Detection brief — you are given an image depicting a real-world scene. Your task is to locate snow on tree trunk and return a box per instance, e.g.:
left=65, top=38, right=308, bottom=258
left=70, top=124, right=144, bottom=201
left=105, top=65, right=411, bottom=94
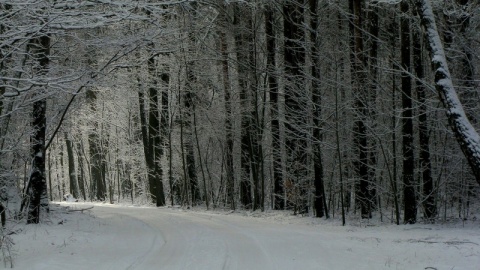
left=415, top=0, right=480, bottom=186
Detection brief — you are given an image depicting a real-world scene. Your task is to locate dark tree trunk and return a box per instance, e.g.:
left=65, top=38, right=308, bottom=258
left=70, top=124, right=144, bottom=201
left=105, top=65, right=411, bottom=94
left=237, top=23, right=253, bottom=208
left=265, top=7, right=284, bottom=210
left=27, top=34, right=50, bottom=224
left=367, top=2, right=379, bottom=210
left=159, top=73, right=173, bottom=206
left=147, top=51, right=166, bottom=207
left=183, top=67, right=200, bottom=205
left=389, top=13, right=401, bottom=225
left=48, top=150, right=53, bottom=201
left=234, top=4, right=262, bottom=210
left=246, top=39, right=263, bottom=211
left=65, top=133, right=78, bottom=199
left=0, top=203, right=5, bottom=227
left=413, top=20, right=435, bottom=220
left=87, top=88, right=106, bottom=201
left=56, top=141, right=64, bottom=200
left=401, top=0, right=416, bottom=224
left=76, top=142, right=87, bottom=200
left=240, top=138, right=253, bottom=209
left=220, top=27, right=235, bottom=210
left=192, top=101, right=209, bottom=209
left=160, top=74, right=169, bottom=157
left=309, top=0, right=328, bottom=218
left=138, top=86, right=150, bottom=173
left=186, top=139, right=199, bottom=204
left=82, top=43, right=106, bottom=201
left=350, top=0, right=371, bottom=219
left=283, top=0, right=307, bottom=213
left=179, top=98, right=189, bottom=206
left=147, top=53, right=160, bottom=205
left=28, top=99, right=47, bottom=223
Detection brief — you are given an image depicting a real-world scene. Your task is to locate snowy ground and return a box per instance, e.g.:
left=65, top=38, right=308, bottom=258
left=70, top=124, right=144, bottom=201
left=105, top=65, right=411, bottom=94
left=6, top=202, right=480, bottom=270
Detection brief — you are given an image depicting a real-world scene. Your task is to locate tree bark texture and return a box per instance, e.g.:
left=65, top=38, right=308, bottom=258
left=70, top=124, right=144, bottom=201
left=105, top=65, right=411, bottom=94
left=147, top=51, right=166, bottom=207
left=309, top=0, right=328, bottom=218
left=350, top=0, right=371, bottom=219
left=413, top=20, right=435, bottom=220
left=65, top=133, right=78, bottom=199
left=401, top=0, right=417, bottom=224
left=283, top=0, right=308, bottom=213
left=265, top=7, right=284, bottom=210
left=27, top=34, right=50, bottom=224
left=220, top=27, right=235, bottom=210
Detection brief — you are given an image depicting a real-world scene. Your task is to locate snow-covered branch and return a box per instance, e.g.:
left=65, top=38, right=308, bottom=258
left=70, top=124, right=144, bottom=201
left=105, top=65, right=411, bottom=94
left=415, top=0, right=480, bottom=186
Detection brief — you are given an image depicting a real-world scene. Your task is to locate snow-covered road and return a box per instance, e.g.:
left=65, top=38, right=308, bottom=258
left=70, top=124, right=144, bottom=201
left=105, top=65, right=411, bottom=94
left=91, top=206, right=335, bottom=270
left=14, top=203, right=480, bottom=270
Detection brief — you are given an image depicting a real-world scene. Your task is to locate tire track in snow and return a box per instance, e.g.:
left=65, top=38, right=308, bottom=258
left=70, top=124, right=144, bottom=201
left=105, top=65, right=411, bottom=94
left=89, top=207, right=166, bottom=270
left=98, top=206, right=275, bottom=269
left=96, top=207, right=229, bottom=270
left=183, top=211, right=275, bottom=269
left=153, top=210, right=273, bottom=270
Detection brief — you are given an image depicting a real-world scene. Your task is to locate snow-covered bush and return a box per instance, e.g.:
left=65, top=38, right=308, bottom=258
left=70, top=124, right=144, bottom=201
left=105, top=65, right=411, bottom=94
left=63, top=194, right=77, bottom=202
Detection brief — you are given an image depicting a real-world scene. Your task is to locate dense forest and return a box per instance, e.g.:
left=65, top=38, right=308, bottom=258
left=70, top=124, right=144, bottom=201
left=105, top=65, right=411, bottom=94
left=1, top=0, right=479, bottom=226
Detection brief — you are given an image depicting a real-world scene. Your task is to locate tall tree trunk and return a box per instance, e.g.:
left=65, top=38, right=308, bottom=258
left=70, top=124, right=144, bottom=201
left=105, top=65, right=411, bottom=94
left=265, top=6, right=284, bottom=210
left=56, top=140, right=63, bottom=200
left=137, top=80, right=150, bottom=182
left=137, top=77, right=158, bottom=204
left=350, top=0, right=371, bottom=219
left=137, top=78, right=151, bottom=166
left=86, top=45, right=106, bottom=201
left=147, top=51, right=160, bottom=205
left=389, top=13, right=401, bottom=225
left=147, top=49, right=166, bottom=207
left=76, top=142, right=87, bottom=200
left=87, top=88, right=106, bottom=201
left=183, top=77, right=200, bottom=205
left=65, top=133, right=78, bottom=199
left=283, top=0, right=307, bottom=214
left=367, top=1, right=379, bottom=211
left=168, top=113, right=175, bottom=206
left=220, top=26, right=235, bottom=210
left=309, top=0, right=328, bottom=218
left=401, top=0, right=416, bottom=224
left=27, top=34, right=50, bottom=224
left=48, top=149, right=53, bottom=201
left=413, top=19, right=435, bottom=220
left=234, top=4, right=255, bottom=209
left=249, top=9, right=265, bottom=211
left=179, top=93, right=189, bottom=206
left=238, top=49, right=252, bottom=209
left=160, top=72, right=170, bottom=204
left=240, top=112, right=254, bottom=209
left=193, top=103, right=209, bottom=209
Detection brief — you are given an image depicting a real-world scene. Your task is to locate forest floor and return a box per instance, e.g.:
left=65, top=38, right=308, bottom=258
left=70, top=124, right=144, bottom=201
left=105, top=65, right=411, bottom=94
left=4, top=202, right=480, bottom=269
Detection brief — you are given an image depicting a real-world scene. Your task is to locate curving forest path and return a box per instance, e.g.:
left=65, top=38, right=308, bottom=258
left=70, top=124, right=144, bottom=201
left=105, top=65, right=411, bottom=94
left=15, top=203, right=480, bottom=270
